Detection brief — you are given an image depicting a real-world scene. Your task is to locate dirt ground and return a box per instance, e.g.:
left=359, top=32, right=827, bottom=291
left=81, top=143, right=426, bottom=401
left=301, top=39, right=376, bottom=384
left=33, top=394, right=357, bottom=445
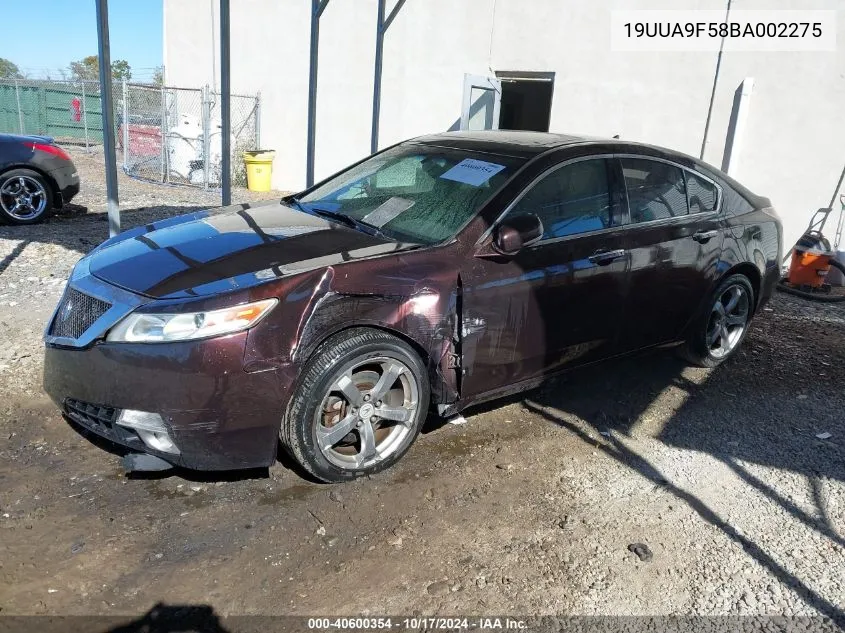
left=0, top=148, right=843, bottom=621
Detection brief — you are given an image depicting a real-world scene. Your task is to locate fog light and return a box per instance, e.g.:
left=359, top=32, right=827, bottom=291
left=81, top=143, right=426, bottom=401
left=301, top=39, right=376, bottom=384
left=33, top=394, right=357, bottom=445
left=116, top=410, right=180, bottom=455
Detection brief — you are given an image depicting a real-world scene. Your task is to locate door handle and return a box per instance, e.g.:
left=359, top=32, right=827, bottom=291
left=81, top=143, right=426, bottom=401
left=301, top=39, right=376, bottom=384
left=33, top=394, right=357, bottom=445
left=588, top=249, right=626, bottom=265
left=692, top=230, right=719, bottom=243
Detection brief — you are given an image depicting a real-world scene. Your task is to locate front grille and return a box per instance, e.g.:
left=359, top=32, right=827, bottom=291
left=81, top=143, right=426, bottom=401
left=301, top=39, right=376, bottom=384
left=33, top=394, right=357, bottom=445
left=50, top=288, right=111, bottom=339
left=64, top=398, right=140, bottom=447
left=65, top=398, right=118, bottom=431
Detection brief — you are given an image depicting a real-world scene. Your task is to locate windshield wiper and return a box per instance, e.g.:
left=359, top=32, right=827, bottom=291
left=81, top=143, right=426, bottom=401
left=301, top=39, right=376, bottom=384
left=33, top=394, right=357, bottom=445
left=284, top=196, right=389, bottom=239
left=282, top=195, right=308, bottom=213
left=313, top=208, right=389, bottom=239
left=311, top=207, right=361, bottom=229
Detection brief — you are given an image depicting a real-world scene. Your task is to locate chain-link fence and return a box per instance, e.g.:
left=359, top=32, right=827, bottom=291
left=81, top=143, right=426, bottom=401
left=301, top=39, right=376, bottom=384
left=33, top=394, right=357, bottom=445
left=0, top=78, right=261, bottom=189
left=0, top=78, right=108, bottom=146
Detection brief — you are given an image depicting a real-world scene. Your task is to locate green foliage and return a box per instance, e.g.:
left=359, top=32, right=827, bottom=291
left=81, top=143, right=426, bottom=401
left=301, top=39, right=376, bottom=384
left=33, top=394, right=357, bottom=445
left=69, top=56, right=132, bottom=82
left=0, top=58, right=22, bottom=79
left=111, top=59, right=131, bottom=81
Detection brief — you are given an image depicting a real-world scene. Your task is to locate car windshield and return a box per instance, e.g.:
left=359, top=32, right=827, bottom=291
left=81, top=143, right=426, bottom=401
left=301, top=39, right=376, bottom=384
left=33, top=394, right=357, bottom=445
left=296, top=145, right=524, bottom=245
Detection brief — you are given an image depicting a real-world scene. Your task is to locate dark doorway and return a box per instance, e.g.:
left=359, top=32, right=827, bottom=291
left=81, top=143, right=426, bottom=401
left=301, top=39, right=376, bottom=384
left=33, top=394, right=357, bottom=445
left=496, top=72, right=554, bottom=132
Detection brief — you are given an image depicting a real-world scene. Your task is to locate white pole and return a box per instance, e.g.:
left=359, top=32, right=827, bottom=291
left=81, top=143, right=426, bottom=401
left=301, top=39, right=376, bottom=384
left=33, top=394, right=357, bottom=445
left=122, top=78, right=129, bottom=171
left=202, top=84, right=211, bottom=189
left=81, top=81, right=90, bottom=151
left=724, top=77, right=754, bottom=177
left=160, top=85, right=167, bottom=182
left=14, top=78, right=23, bottom=133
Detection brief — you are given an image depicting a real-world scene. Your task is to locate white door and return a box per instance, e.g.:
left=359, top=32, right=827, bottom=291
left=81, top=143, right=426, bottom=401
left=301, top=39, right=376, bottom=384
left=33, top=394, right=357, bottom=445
left=460, top=74, right=501, bottom=131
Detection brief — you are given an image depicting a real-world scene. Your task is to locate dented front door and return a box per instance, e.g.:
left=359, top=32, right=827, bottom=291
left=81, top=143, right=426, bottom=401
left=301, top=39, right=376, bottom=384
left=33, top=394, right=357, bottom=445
left=460, top=232, right=630, bottom=401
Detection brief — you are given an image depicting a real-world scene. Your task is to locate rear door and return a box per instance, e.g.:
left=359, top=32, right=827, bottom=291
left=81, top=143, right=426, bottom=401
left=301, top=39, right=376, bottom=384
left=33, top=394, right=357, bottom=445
left=617, top=156, right=725, bottom=351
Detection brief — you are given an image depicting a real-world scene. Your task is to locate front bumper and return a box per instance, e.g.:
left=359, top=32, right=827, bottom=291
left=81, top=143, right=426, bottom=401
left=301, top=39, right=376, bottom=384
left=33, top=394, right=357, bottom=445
left=43, top=261, right=296, bottom=471
left=44, top=333, right=290, bottom=470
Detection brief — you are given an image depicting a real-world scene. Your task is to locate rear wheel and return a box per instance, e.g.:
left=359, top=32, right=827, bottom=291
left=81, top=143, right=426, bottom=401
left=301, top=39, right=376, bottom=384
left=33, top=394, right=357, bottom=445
left=281, top=328, right=429, bottom=483
left=681, top=274, right=754, bottom=368
left=0, top=169, right=54, bottom=225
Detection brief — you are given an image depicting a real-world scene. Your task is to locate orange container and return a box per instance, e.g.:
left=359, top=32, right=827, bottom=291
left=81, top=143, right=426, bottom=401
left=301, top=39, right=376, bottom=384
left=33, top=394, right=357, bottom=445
left=788, top=250, right=831, bottom=287
left=788, top=231, right=833, bottom=288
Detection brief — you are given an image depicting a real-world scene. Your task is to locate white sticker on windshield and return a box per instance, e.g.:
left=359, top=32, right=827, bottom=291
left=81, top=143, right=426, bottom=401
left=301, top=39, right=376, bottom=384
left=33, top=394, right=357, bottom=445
left=362, top=196, right=416, bottom=227
left=439, top=159, right=506, bottom=187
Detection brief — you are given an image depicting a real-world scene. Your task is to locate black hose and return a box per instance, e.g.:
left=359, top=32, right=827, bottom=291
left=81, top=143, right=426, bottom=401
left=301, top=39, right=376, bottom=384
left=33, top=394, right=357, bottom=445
left=777, top=258, right=845, bottom=302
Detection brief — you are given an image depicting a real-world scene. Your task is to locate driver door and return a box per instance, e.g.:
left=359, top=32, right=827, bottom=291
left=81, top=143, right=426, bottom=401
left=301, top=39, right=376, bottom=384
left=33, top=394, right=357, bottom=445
left=460, top=157, right=631, bottom=398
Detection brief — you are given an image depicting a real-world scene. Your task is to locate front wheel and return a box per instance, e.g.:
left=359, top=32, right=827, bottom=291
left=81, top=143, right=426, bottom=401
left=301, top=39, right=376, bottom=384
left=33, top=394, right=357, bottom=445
left=281, top=328, right=430, bottom=483
left=681, top=274, right=754, bottom=368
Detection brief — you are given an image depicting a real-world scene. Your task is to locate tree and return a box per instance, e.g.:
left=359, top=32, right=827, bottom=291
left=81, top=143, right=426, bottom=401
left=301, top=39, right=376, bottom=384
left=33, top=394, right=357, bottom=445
left=152, top=66, right=164, bottom=86
left=69, top=55, right=132, bottom=82
left=0, top=58, right=22, bottom=79
left=111, top=59, right=132, bottom=81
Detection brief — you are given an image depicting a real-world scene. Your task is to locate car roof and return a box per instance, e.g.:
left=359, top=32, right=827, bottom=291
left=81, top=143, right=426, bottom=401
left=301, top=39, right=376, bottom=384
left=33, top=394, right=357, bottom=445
left=408, top=131, right=770, bottom=208
left=409, top=130, right=596, bottom=159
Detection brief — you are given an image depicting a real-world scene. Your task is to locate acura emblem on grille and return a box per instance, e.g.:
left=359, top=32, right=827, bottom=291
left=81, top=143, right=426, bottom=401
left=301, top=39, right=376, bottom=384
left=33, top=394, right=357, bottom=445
left=61, top=300, right=74, bottom=322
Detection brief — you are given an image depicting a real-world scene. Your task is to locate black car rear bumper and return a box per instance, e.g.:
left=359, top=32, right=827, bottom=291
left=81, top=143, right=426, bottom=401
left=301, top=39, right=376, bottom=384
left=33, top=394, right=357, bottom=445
left=48, top=162, right=80, bottom=207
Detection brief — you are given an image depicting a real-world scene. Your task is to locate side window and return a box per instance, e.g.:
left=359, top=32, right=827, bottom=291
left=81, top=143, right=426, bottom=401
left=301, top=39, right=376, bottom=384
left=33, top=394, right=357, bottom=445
left=686, top=171, right=719, bottom=214
left=508, top=158, right=617, bottom=240
left=621, top=158, right=688, bottom=223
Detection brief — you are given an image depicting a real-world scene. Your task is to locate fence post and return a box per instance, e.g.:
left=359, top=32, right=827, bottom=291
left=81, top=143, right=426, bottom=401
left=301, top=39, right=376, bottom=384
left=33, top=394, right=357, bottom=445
left=160, top=85, right=168, bottom=183
left=122, top=78, right=129, bottom=170
left=202, top=84, right=211, bottom=190
left=81, top=81, right=90, bottom=151
left=254, top=91, right=261, bottom=149
left=13, top=78, right=23, bottom=134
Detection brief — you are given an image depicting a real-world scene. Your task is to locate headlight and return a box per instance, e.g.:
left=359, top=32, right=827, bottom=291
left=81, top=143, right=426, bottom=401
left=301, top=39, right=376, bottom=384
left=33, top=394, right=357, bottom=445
left=106, top=298, right=278, bottom=343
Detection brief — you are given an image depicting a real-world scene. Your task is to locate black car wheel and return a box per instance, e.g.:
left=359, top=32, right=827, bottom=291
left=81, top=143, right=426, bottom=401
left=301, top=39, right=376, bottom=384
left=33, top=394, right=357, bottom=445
left=0, top=169, right=54, bottom=225
left=681, top=273, right=754, bottom=368
left=281, top=327, right=430, bottom=483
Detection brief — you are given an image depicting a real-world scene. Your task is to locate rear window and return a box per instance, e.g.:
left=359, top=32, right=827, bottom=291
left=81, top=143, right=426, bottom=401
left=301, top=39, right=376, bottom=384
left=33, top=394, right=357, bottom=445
left=621, top=158, right=689, bottom=222
left=686, top=171, right=719, bottom=214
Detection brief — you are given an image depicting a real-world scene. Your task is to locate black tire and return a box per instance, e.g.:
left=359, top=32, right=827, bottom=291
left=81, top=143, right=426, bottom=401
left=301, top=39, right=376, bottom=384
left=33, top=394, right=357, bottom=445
left=281, top=327, right=430, bottom=483
left=0, top=168, right=55, bottom=225
left=680, top=273, right=755, bottom=368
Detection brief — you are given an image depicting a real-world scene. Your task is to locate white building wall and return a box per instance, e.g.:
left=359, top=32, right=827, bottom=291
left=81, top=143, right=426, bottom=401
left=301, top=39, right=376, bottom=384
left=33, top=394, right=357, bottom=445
left=163, top=0, right=844, bottom=250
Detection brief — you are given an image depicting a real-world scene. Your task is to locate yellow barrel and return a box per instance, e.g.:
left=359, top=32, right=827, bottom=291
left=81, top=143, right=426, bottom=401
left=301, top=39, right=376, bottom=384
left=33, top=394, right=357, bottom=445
left=243, top=150, right=275, bottom=192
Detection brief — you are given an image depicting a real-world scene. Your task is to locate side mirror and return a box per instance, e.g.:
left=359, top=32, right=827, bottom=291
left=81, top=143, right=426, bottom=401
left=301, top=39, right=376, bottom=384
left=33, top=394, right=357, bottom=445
left=494, top=214, right=544, bottom=255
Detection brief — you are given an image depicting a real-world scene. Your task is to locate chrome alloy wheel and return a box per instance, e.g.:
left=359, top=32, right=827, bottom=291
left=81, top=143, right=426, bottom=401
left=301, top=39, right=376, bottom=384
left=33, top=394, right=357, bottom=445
left=0, top=175, right=48, bottom=221
left=315, top=356, right=420, bottom=469
left=706, top=283, right=750, bottom=359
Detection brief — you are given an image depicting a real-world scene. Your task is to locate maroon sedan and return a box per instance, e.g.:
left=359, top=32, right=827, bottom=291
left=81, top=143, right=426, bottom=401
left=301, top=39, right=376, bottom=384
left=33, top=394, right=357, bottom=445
left=43, top=131, right=781, bottom=482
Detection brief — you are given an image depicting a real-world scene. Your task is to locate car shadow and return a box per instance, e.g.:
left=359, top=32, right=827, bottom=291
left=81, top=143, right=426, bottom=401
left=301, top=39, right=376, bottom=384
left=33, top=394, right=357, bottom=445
left=512, top=302, right=845, bottom=624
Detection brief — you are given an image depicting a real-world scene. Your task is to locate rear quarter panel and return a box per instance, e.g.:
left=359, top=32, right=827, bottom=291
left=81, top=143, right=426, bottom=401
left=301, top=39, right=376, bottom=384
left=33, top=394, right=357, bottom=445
left=720, top=184, right=783, bottom=308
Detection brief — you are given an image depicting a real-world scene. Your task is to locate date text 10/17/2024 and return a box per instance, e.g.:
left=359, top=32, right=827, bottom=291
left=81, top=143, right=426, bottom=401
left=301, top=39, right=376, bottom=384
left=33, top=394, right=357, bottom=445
left=306, top=617, right=528, bottom=631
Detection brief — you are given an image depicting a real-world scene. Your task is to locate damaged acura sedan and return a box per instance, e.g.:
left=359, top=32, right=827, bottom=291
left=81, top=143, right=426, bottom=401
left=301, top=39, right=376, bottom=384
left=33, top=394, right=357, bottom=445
left=44, top=131, right=782, bottom=482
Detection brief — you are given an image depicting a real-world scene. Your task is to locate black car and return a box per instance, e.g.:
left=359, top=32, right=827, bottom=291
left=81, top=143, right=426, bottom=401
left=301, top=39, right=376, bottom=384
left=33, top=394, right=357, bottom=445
left=0, top=134, right=81, bottom=224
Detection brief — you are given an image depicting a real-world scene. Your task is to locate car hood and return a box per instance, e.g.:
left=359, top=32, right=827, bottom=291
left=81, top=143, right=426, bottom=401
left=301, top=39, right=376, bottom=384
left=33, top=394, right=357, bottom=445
left=88, top=200, right=416, bottom=299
